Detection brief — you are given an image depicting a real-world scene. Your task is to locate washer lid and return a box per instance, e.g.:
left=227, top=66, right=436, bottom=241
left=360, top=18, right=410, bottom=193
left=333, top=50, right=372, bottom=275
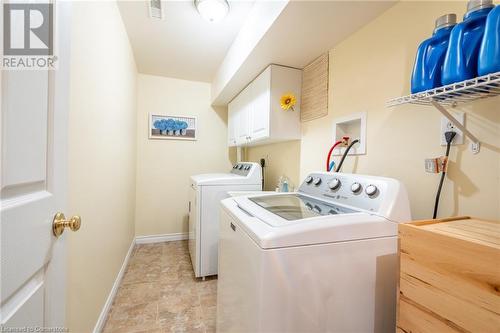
left=191, top=173, right=241, bottom=184
left=191, top=173, right=261, bottom=186
left=248, top=194, right=357, bottom=222
left=225, top=196, right=398, bottom=249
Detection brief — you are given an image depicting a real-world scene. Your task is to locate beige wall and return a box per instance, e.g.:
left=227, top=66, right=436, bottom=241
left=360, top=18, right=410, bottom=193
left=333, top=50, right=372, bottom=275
left=67, top=1, right=137, bottom=332
left=245, top=141, right=301, bottom=191
left=248, top=1, right=500, bottom=220
left=135, top=74, right=235, bottom=236
left=300, top=1, right=500, bottom=220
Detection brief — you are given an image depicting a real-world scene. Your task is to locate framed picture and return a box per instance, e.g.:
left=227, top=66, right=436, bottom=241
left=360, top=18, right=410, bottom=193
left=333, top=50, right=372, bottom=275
left=149, top=114, right=197, bottom=140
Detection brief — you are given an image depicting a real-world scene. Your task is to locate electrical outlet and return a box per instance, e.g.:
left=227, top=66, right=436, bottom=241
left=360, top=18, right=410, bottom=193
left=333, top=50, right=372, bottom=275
left=425, top=158, right=439, bottom=173
left=440, top=111, right=464, bottom=146
left=264, top=154, right=270, bottom=167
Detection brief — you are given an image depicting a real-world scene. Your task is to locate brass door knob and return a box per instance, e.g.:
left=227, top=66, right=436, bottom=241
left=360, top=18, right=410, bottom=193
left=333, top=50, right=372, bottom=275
left=52, top=212, right=81, bottom=237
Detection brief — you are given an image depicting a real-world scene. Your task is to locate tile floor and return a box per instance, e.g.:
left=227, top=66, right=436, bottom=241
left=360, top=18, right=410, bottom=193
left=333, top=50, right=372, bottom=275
left=103, top=241, right=217, bottom=333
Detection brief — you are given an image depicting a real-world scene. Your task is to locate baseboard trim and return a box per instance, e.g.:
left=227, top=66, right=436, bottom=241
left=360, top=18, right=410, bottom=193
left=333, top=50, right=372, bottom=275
left=135, top=232, right=188, bottom=244
left=92, top=239, right=135, bottom=333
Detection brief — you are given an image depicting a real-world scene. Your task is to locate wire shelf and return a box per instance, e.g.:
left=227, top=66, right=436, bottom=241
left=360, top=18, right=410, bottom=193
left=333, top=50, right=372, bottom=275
left=387, top=71, right=500, bottom=107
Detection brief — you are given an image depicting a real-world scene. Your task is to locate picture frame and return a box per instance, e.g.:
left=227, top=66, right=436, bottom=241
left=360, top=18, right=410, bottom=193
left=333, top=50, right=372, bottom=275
left=149, top=114, right=197, bottom=140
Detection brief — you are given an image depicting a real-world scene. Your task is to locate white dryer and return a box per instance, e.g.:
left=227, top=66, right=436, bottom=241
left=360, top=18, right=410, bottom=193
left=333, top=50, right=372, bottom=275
left=189, top=162, right=261, bottom=278
left=217, top=172, right=411, bottom=332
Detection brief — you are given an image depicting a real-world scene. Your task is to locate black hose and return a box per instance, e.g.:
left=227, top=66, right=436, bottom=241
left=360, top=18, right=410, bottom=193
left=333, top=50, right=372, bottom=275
left=335, top=139, right=359, bottom=172
left=433, top=132, right=456, bottom=219
left=260, top=158, right=266, bottom=190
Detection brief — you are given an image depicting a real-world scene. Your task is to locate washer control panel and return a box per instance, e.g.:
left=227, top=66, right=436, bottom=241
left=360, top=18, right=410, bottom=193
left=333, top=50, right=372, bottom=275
left=298, top=173, right=387, bottom=213
left=231, top=163, right=256, bottom=176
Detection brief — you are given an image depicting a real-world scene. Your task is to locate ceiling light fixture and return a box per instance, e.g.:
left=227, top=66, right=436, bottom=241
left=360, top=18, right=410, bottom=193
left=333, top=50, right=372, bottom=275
left=194, top=0, right=229, bottom=22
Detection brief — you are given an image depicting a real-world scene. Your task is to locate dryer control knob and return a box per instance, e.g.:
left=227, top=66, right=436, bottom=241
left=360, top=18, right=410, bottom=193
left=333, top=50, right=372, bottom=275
left=365, top=184, right=378, bottom=196
left=313, top=177, right=322, bottom=186
left=328, top=178, right=341, bottom=190
left=305, top=176, right=313, bottom=184
left=351, top=182, right=362, bottom=193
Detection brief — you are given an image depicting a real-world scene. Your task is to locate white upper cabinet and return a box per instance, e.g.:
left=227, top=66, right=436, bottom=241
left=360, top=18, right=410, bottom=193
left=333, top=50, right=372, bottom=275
left=236, top=85, right=251, bottom=145
left=227, top=65, right=301, bottom=147
left=248, top=67, right=271, bottom=142
left=227, top=103, right=237, bottom=146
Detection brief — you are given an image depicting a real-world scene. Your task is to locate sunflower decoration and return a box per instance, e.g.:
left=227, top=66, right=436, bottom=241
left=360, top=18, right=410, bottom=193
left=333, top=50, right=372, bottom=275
left=280, top=93, right=297, bottom=111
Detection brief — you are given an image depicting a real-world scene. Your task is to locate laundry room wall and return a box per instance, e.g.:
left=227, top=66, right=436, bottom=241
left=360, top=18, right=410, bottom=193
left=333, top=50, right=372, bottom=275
left=67, top=1, right=137, bottom=331
left=135, top=74, right=235, bottom=237
left=245, top=140, right=301, bottom=191
left=300, top=1, right=500, bottom=221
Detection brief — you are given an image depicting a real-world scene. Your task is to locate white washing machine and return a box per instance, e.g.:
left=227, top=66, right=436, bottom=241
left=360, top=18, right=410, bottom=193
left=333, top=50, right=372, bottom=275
left=189, top=162, right=262, bottom=278
left=217, top=172, right=411, bottom=333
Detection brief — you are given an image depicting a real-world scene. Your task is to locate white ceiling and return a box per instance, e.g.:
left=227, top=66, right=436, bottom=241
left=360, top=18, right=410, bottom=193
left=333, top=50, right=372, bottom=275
left=118, top=0, right=255, bottom=82
left=212, top=1, right=397, bottom=105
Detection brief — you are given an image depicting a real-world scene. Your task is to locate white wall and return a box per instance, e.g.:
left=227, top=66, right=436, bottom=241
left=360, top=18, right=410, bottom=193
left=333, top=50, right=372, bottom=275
left=67, top=1, right=137, bottom=331
left=211, top=0, right=288, bottom=104
left=135, top=74, right=235, bottom=236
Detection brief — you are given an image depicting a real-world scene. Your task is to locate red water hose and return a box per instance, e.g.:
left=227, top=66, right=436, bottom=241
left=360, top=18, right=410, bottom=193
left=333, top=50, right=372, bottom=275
left=326, top=140, right=343, bottom=172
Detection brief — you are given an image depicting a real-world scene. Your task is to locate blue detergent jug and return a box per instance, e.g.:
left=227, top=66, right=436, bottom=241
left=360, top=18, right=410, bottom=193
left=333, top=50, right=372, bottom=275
left=411, top=14, right=457, bottom=93
left=442, top=0, right=494, bottom=85
left=478, top=5, right=500, bottom=75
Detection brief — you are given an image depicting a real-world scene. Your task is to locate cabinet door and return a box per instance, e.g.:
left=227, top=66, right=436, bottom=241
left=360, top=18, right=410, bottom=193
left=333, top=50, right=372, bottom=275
left=227, top=100, right=237, bottom=147
left=235, top=87, right=251, bottom=145
left=248, top=67, right=271, bottom=142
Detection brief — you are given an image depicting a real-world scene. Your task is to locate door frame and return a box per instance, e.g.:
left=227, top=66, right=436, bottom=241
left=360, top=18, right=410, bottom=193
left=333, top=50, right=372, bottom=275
left=44, top=0, right=72, bottom=327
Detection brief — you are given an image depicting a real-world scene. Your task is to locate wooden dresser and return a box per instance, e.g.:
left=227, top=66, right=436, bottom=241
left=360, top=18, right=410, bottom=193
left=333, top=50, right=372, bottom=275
left=397, top=216, right=500, bottom=333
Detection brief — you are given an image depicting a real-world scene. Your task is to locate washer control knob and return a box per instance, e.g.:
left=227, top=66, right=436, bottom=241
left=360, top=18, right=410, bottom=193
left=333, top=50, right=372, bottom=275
left=305, top=176, right=313, bottom=184
left=313, top=177, right=322, bottom=186
left=313, top=205, right=322, bottom=214
left=365, top=184, right=378, bottom=196
left=351, top=182, right=362, bottom=193
left=328, top=178, right=341, bottom=190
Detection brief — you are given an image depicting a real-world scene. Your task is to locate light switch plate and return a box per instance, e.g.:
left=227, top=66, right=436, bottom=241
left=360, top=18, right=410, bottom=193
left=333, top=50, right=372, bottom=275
left=440, top=111, right=464, bottom=146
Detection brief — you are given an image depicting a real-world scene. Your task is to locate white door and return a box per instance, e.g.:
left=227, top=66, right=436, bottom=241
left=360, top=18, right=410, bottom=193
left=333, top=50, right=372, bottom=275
left=248, top=67, right=270, bottom=142
left=1, top=2, right=73, bottom=329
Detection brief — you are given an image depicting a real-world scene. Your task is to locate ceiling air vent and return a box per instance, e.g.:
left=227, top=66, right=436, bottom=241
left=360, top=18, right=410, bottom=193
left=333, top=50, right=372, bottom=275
left=148, top=0, right=164, bottom=20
